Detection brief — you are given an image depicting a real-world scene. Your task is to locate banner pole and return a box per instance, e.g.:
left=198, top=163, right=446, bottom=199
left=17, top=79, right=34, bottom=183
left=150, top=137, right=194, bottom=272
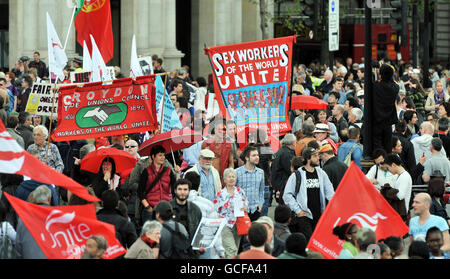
left=204, top=44, right=233, bottom=121
left=44, top=86, right=58, bottom=164
left=160, top=73, right=168, bottom=133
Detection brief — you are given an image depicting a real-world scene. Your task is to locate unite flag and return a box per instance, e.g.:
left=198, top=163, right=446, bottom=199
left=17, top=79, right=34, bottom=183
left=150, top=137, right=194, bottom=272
left=307, top=163, right=410, bottom=259
left=5, top=193, right=125, bottom=259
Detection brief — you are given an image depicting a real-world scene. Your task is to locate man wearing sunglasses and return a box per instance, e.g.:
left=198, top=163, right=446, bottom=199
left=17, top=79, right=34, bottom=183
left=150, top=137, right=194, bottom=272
left=125, top=139, right=140, bottom=159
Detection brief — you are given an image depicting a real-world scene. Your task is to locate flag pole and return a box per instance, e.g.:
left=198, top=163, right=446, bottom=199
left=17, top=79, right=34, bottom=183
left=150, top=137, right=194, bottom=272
left=44, top=86, right=58, bottom=164
left=63, top=5, right=78, bottom=51
left=159, top=73, right=168, bottom=133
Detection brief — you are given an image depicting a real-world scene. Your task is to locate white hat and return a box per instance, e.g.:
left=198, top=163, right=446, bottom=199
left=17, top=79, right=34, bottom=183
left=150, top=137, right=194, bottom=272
left=313, top=123, right=329, bottom=133
left=200, top=149, right=215, bottom=159
left=357, top=90, right=364, bottom=97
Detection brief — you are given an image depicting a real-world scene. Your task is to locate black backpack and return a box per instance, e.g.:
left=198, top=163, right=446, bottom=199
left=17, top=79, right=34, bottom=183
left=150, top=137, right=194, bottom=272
left=163, top=222, right=195, bottom=259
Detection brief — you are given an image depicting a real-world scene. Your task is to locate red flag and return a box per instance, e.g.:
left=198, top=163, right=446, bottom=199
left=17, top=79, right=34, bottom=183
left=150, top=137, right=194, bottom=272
left=0, top=121, right=99, bottom=202
left=307, top=162, right=409, bottom=259
left=5, top=193, right=126, bottom=259
left=75, top=0, right=114, bottom=63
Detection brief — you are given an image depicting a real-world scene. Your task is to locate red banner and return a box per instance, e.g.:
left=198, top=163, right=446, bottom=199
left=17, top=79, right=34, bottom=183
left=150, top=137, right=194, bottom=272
left=5, top=193, right=126, bottom=259
left=205, top=36, right=296, bottom=137
left=307, top=163, right=409, bottom=259
left=52, top=76, right=157, bottom=142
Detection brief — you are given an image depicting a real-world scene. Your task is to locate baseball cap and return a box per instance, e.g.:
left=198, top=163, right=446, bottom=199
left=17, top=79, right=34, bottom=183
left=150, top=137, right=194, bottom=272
left=302, top=147, right=319, bottom=160
left=20, top=56, right=30, bottom=62
left=254, top=216, right=274, bottom=228
left=313, top=123, right=329, bottom=133
left=319, top=144, right=333, bottom=153
left=200, top=149, right=215, bottom=159
left=356, top=90, right=364, bottom=97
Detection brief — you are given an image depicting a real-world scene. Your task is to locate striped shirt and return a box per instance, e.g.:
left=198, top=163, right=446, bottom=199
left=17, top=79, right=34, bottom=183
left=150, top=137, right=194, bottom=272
left=236, top=165, right=265, bottom=214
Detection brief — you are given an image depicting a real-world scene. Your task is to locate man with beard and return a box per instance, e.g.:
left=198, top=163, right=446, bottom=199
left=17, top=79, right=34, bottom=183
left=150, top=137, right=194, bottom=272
left=81, top=235, right=107, bottom=259
left=169, top=179, right=203, bottom=257
left=236, top=146, right=265, bottom=221
left=282, top=147, right=334, bottom=242
left=184, top=149, right=222, bottom=202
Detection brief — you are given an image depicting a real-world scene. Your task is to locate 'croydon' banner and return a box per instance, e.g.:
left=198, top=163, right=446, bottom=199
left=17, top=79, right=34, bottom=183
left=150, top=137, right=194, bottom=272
left=52, top=76, right=157, bottom=142
left=205, top=36, right=296, bottom=136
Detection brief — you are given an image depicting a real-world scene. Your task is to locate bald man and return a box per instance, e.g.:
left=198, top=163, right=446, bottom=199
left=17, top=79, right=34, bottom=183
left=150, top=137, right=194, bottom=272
left=412, top=122, right=447, bottom=164
left=409, top=193, right=450, bottom=251
left=125, top=139, right=140, bottom=159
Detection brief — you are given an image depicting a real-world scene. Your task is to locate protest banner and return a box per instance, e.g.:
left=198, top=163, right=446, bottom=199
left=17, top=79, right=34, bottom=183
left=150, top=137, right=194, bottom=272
left=70, top=71, right=92, bottom=83
left=306, top=163, right=409, bottom=259
left=191, top=218, right=226, bottom=250
left=138, top=56, right=154, bottom=75
left=25, top=83, right=58, bottom=116
left=5, top=193, right=126, bottom=259
left=205, top=36, right=296, bottom=137
left=51, top=76, right=158, bottom=142
left=155, top=75, right=182, bottom=132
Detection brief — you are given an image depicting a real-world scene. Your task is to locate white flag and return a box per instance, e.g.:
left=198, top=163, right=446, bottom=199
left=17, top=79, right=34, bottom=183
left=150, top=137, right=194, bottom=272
left=46, top=13, right=68, bottom=82
left=90, top=34, right=111, bottom=82
left=83, top=40, right=92, bottom=72
left=130, top=35, right=143, bottom=78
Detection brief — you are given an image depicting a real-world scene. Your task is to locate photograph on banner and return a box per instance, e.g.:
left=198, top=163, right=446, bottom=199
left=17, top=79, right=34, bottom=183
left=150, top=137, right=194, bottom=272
left=70, top=71, right=92, bottom=83
left=155, top=75, right=182, bottom=133
left=25, top=83, right=58, bottom=116
left=191, top=218, right=226, bottom=250
left=138, top=56, right=154, bottom=75
left=205, top=36, right=296, bottom=137
left=51, top=78, right=158, bottom=142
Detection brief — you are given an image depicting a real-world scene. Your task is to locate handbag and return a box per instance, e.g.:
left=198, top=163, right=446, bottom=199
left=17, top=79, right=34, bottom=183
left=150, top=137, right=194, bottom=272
left=236, top=212, right=252, bottom=236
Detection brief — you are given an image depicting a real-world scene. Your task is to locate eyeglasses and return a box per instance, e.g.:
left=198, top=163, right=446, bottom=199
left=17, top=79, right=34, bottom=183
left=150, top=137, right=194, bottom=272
left=125, top=145, right=137, bottom=148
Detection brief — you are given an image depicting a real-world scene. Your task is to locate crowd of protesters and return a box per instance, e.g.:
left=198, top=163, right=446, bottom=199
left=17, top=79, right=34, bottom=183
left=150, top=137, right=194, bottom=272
left=0, top=51, right=449, bottom=260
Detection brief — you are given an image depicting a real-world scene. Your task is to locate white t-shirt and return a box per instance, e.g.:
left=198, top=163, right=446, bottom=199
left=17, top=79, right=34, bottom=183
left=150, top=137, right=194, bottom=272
left=394, top=171, right=412, bottom=213
left=409, top=215, right=449, bottom=241
left=366, top=165, right=398, bottom=190
left=0, top=222, right=16, bottom=243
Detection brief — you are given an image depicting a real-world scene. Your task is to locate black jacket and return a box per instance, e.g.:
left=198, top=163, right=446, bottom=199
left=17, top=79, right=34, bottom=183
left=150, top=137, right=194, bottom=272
left=322, top=156, right=348, bottom=190
left=16, top=125, right=33, bottom=150
left=393, top=132, right=417, bottom=173
left=96, top=208, right=137, bottom=249
left=373, top=80, right=399, bottom=126
left=169, top=199, right=202, bottom=245
left=271, top=146, right=296, bottom=191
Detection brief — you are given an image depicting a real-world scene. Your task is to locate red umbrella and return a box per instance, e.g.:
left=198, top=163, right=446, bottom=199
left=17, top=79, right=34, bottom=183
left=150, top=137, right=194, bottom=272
left=138, top=128, right=203, bottom=157
left=290, top=95, right=328, bottom=110
left=80, top=147, right=138, bottom=174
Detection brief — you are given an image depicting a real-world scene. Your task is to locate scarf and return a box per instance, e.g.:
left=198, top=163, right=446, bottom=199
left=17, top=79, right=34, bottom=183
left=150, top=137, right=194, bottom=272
left=435, top=90, right=445, bottom=105
left=141, top=235, right=158, bottom=248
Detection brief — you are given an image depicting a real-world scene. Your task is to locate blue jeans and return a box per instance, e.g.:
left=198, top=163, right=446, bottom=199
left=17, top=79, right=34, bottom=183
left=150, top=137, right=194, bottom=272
left=261, top=186, right=270, bottom=217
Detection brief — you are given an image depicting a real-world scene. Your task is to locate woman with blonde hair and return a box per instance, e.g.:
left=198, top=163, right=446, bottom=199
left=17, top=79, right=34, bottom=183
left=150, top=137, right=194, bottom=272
left=425, top=80, right=450, bottom=114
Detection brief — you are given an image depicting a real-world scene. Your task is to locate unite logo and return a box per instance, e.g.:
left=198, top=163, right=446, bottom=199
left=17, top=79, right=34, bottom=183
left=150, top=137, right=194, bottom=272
left=334, top=212, right=387, bottom=232
left=82, top=0, right=106, bottom=13
left=40, top=210, right=92, bottom=253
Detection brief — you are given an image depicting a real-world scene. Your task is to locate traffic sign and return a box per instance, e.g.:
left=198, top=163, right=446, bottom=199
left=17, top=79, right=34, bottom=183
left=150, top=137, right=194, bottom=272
left=329, top=0, right=339, bottom=51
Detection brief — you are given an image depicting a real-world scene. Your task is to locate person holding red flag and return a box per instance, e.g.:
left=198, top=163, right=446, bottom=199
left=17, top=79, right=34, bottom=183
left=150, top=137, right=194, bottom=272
left=282, top=147, right=334, bottom=242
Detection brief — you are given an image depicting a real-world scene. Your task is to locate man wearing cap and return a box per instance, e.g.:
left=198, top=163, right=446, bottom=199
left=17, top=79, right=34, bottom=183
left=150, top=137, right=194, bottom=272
left=319, top=144, right=348, bottom=190
left=184, top=149, right=222, bottom=202
left=283, top=147, right=334, bottom=241
left=254, top=216, right=286, bottom=257
left=313, top=123, right=337, bottom=155
left=73, top=57, right=83, bottom=72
